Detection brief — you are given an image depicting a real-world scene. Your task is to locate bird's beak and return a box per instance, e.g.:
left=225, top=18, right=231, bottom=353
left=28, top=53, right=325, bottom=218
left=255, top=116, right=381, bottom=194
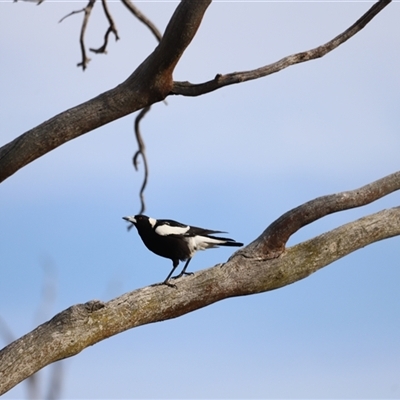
left=123, top=216, right=136, bottom=224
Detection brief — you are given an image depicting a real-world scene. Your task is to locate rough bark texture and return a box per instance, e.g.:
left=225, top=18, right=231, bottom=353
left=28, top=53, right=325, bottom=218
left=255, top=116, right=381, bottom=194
left=1, top=183, right=399, bottom=394
left=245, top=171, right=400, bottom=258
left=0, top=0, right=390, bottom=183
left=173, top=0, right=391, bottom=96
left=0, top=0, right=211, bottom=183
left=0, top=0, right=397, bottom=395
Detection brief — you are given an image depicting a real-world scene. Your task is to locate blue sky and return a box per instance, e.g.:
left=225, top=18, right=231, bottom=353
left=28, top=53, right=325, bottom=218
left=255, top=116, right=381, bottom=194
left=1, top=1, right=400, bottom=399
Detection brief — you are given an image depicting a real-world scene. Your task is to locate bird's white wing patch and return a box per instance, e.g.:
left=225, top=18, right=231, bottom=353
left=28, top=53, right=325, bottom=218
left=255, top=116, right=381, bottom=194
left=187, top=236, right=226, bottom=255
left=148, top=217, right=157, bottom=227
left=155, top=224, right=190, bottom=236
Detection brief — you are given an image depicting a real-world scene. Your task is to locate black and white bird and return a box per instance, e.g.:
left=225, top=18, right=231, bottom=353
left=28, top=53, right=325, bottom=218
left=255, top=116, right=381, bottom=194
left=123, top=215, right=243, bottom=285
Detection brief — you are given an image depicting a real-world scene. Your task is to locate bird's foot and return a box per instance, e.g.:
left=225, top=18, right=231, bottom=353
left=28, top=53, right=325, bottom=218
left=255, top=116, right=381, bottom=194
left=162, top=280, right=177, bottom=288
left=171, top=271, right=193, bottom=280
left=152, top=281, right=177, bottom=289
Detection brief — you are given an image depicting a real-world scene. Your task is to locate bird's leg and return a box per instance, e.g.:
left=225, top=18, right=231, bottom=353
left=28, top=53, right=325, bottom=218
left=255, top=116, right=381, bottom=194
left=172, top=258, right=193, bottom=279
left=162, top=260, right=180, bottom=287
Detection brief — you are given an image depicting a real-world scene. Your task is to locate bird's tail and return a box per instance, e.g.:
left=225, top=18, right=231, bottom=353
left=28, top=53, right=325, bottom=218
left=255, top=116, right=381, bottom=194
left=206, top=236, right=243, bottom=247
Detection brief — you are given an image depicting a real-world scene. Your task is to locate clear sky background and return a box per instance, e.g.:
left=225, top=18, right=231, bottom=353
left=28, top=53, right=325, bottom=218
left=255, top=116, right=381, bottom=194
left=1, top=1, right=400, bottom=399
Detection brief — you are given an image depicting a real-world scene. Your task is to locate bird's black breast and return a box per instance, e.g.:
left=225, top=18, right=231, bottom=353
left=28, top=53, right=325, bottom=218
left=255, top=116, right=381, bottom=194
left=137, top=228, right=190, bottom=262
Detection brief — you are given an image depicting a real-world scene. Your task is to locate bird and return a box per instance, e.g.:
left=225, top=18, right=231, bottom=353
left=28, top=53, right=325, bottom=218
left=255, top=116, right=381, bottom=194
left=123, top=214, right=243, bottom=285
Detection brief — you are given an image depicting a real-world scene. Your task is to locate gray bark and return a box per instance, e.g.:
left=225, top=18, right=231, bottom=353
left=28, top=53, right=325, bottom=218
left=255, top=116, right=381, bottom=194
left=1, top=172, right=399, bottom=395
left=0, top=0, right=397, bottom=395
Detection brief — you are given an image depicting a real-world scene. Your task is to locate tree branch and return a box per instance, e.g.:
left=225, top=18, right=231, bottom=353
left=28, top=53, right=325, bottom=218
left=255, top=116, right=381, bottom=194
left=89, top=0, right=120, bottom=55
left=0, top=0, right=211, bottom=184
left=246, top=170, right=400, bottom=259
left=1, top=171, right=400, bottom=394
left=59, top=0, right=96, bottom=71
left=122, top=3, right=162, bottom=216
left=121, top=0, right=162, bottom=42
left=1, top=1, right=388, bottom=183
left=172, top=0, right=391, bottom=97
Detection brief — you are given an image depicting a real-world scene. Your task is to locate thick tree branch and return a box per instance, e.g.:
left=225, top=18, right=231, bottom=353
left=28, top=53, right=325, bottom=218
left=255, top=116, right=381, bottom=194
left=1, top=171, right=400, bottom=394
left=172, top=0, right=391, bottom=96
left=246, top=170, right=400, bottom=259
left=0, top=0, right=211, bottom=184
left=1, top=1, right=389, bottom=183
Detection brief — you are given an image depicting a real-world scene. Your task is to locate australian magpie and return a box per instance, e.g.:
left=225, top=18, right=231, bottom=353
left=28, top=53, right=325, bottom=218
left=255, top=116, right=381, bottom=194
left=123, top=215, right=243, bottom=285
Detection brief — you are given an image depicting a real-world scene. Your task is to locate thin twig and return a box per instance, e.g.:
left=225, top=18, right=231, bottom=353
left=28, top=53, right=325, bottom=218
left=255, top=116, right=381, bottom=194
left=120, top=1, right=162, bottom=217
left=173, top=0, right=391, bottom=96
left=59, top=0, right=96, bottom=70
left=13, top=0, right=44, bottom=3
left=129, top=106, right=151, bottom=225
left=120, top=0, right=162, bottom=42
left=90, top=0, right=119, bottom=54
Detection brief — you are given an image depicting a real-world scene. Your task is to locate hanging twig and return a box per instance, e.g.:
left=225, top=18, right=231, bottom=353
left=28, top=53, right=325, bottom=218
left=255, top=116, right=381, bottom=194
left=128, top=106, right=151, bottom=227
left=90, top=0, right=120, bottom=54
left=121, top=2, right=162, bottom=217
left=120, top=0, right=162, bottom=42
left=59, top=0, right=96, bottom=71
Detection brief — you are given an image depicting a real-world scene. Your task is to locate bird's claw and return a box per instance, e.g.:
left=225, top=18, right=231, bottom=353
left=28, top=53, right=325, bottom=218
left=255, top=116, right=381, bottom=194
left=171, top=271, right=194, bottom=280
left=152, top=281, right=177, bottom=289
left=162, top=281, right=177, bottom=289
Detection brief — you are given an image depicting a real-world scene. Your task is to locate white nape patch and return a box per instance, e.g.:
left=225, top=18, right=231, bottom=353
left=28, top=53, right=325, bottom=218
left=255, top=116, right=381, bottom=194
left=155, top=224, right=190, bottom=236
left=124, top=216, right=136, bottom=224
left=148, top=217, right=157, bottom=227
left=187, top=236, right=226, bottom=256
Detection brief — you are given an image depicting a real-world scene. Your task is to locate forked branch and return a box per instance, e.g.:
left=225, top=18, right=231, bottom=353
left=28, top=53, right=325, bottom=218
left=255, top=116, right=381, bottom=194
left=89, top=0, right=119, bottom=54
left=247, top=170, right=400, bottom=258
left=0, top=0, right=211, bottom=184
left=173, top=0, right=391, bottom=96
left=59, top=0, right=96, bottom=70
left=1, top=171, right=400, bottom=395
left=58, top=0, right=161, bottom=67
left=121, top=0, right=162, bottom=42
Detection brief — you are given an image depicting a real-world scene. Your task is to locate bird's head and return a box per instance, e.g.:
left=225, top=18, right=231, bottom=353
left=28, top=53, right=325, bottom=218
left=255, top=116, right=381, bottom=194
left=123, top=215, right=156, bottom=229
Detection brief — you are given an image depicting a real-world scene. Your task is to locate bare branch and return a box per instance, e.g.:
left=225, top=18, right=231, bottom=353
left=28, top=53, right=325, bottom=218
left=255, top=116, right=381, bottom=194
left=59, top=0, right=96, bottom=70
left=119, top=2, right=161, bottom=216
left=13, top=0, right=44, bottom=4
left=77, top=0, right=95, bottom=70
left=0, top=0, right=211, bottom=183
left=1, top=169, right=400, bottom=394
left=121, top=0, right=162, bottom=42
left=173, top=0, right=391, bottom=97
left=89, top=0, right=120, bottom=54
left=245, top=170, right=400, bottom=259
